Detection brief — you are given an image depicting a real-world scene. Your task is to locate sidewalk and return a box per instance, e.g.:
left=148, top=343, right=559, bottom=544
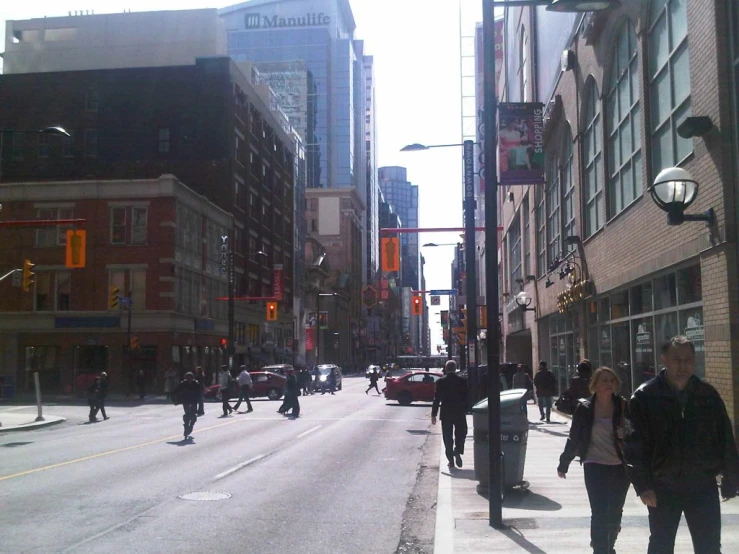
left=434, top=409, right=739, bottom=553
left=0, top=407, right=66, bottom=432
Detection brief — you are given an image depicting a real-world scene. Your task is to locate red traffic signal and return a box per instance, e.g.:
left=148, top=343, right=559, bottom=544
left=411, top=294, right=423, bottom=316
left=220, top=338, right=227, bottom=347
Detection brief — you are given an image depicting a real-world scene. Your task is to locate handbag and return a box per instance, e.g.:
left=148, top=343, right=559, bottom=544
left=555, top=392, right=576, bottom=415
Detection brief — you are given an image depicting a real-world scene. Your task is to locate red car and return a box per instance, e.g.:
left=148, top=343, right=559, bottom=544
left=384, top=371, right=443, bottom=405
left=204, top=371, right=286, bottom=401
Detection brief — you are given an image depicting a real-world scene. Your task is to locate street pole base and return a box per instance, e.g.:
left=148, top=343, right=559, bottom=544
left=35, top=416, right=45, bottom=422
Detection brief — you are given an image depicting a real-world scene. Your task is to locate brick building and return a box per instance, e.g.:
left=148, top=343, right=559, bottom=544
left=0, top=53, right=296, bottom=394
left=496, top=0, right=739, bottom=427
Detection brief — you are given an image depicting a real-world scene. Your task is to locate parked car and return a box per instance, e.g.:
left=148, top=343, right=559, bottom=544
left=315, top=364, right=343, bottom=391
left=384, top=371, right=443, bottom=405
left=260, top=364, right=294, bottom=375
left=203, top=371, right=286, bottom=401
left=365, top=364, right=381, bottom=379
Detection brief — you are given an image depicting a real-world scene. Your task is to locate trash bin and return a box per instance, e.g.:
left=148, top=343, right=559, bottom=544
left=472, top=388, right=529, bottom=494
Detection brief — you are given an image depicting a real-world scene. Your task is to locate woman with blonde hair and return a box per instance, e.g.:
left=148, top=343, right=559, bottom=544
left=557, top=367, right=630, bottom=554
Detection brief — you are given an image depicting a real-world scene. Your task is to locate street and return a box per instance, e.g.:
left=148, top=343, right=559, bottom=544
left=0, top=376, right=439, bottom=554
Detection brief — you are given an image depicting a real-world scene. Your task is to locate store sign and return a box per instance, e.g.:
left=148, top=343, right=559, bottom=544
left=220, top=235, right=229, bottom=274
left=685, top=312, right=704, bottom=341
left=305, top=328, right=314, bottom=351
left=245, top=12, right=331, bottom=29
left=272, top=264, right=284, bottom=300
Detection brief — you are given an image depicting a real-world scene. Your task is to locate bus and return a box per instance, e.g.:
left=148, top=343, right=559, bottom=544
left=394, top=355, right=454, bottom=371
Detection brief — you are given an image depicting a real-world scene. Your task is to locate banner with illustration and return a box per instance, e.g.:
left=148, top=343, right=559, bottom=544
left=498, top=102, right=545, bottom=186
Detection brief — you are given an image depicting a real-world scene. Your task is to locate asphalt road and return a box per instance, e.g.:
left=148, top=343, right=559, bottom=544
left=0, top=376, right=439, bottom=554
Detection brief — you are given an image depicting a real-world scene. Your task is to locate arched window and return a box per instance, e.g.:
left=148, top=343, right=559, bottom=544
left=648, top=0, right=691, bottom=171
left=583, top=83, right=603, bottom=237
left=607, top=22, right=641, bottom=218
left=546, top=155, right=561, bottom=267
left=561, top=134, right=575, bottom=249
left=543, top=129, right=573, bottom=266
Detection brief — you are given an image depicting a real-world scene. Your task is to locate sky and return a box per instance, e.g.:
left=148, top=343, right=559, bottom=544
left=0, top=0, right=485, bottom=352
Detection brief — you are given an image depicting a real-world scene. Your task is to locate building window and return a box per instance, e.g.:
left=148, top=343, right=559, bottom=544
left=731, top=0, right=739, bottom=172
left=311, top=219, right=318, bottom=232
left=158, top=128, right=170, bottom=154
left=85, top=88, right=99, bottom=112
left=607, top=22, right=642, bottom=218
left=38, top=133, right=50, bottom=158
left=523, top=195, right=530, bottom=276
left=34, top=271, right=71, bottom=311
left=535, top=186, right=546, bottom=276
left=518, top=26, right=529, bottom=102
left=110, top=269, right=147, bottom=311
left=508, top=213, right=522, bottom=289
left=62, top=130, right=75, bottom=158
left=84, top=129, right=98, bottom=158
left=561, top=135, right=575, bottom=249
left=35, top=207, right=74, bottom=247
left=546, top=156, right=561, bottom=267
left=648, top=0, right=691, bottom=171
left=12, top=132, right=25, bottom=160
left=110, top=206, right=147, bottom=245
left=583, top=83, right=603, bottom=237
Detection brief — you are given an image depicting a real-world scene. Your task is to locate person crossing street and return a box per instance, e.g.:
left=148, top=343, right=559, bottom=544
left=233, top=365, right=254, bottom=413
left=366, top=369, right=381, bottom=395
left=431, top=360, right=468, bottom=470
left=173, top=372, right=202, bottom=440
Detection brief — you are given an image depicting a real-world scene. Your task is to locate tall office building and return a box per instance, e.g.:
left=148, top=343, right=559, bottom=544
left=378, top=166, right=420, bottom=290
left=221, top=0, right=373, bottom=289
left=364, top=55, right=379, bottom=283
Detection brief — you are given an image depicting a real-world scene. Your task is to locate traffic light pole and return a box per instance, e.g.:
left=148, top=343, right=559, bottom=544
left=228, top=247, right=235, bottom=371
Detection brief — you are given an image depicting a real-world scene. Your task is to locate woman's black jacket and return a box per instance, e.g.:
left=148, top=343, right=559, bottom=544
left=557, top=394, right=626, bottom=474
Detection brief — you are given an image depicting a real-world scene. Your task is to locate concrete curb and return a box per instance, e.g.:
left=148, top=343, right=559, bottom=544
left=0, top=416, right=67, bottom=433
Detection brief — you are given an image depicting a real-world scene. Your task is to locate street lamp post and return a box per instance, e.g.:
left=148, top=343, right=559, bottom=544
left=481, top=0, right=621, bottom=530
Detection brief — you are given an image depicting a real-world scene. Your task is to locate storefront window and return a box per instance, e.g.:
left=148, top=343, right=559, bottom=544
left=679, top=307, right=705, bottom=379
left=611, top=290, right=629, bottom=319
left=655, top=312, right=678, bottom=350
left=677, top=265, right=701, bottom=305
left=588, top=326, right=600, bottom=367
left=599, top=325, right=612, bottom=370
left=599, top=298, right=610, bottom=322
left=587, top=301, right=598, bottom=326
left=632, top=317, right=655, bottom=388
left=630, top=281, right=653, bottom=315
left=612, top=322, right=631, bottom=393
left=654, top=273, right=677, bottom=310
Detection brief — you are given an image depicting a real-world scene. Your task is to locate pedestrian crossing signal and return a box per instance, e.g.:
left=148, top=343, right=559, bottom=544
left=411, top=295, right=423, bottom=316
left=266, top=301, right=278, bottom=321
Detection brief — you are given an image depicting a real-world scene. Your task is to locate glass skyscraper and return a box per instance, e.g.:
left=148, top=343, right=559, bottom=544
left=378, top=166, right=420, bottom=290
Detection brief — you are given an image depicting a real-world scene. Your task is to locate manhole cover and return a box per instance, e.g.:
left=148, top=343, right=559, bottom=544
left=179, top=491, right=231, bottom=501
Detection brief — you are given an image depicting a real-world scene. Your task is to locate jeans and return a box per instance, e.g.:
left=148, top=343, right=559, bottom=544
left=538, top=396, right=553, bottom=419
left=221, top=390, right=232, bottom=415
left=233, top=384, right=253, bottom=412
left=583, top=463, right=630, bottom=554
left=182, top=403, right=198, bottom=436
left=280, top=393, right=300, bottom=417
left=647, top=486, right=721, bottom=554
left=441, top=415, right=468, bottom=463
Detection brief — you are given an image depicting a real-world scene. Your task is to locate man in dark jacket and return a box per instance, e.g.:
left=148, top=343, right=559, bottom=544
left=173, top=372, right=202, bottom=439
left=432, top=360, right=469, bottom=470
left=366, top=369, right=381, bottom=395
left=625, top=336, right=739, bottom=553
left=279, top=369, right=300, bottom=418
left=534, top=361, right=557, bottom=423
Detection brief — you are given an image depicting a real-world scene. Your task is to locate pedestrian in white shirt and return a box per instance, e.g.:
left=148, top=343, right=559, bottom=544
left=233, top=365, right=254, bottom=413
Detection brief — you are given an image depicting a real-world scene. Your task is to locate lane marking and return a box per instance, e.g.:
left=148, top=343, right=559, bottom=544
left=0, top=416, right=249, bottom=483
left=296, top=425, right=322, bottom=438
left=213, top=454, right=266, bottom=481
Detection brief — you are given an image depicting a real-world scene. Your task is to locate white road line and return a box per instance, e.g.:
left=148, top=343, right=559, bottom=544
left=296, top=425, right=322, bottom=439
left=213, top=454, right=265, bottom=481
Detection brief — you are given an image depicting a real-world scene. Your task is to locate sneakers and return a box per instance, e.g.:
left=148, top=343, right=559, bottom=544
left=546, top=418, right=551, bottom=423
left=246, top=408, right=254, bottom=413
left=539, top=415, right=545, bottom=421
left=455, top=453, right=463, bottom=468
left=103, top=416, right=110, bottom=420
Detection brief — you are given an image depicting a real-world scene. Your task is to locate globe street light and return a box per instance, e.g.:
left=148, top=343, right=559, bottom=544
left=648, top=167, right=715, bottom=226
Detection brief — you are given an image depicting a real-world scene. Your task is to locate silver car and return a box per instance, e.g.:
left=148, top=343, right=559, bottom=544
left=316, top=364, right=342, bottom=391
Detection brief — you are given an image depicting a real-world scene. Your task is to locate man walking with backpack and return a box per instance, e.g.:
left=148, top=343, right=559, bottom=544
left=534, top=360, right=557, bottom=423
left=233, top=365, right=254, bottom=413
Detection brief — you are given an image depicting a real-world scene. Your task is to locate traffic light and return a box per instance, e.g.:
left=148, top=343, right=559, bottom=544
left=22, top=259, right=35, bottom=292
left=65, top=229, right=86, bottom=268
left=130, top=336, right=139, bottom=349
left=266, top=301, right=278, bottom=321
left=220, top=338, right=228, bottom=348
left=411, top=294, right=423, bottom=316
left=381, top=237, right=400, bottom=272
left=109, top=286, right=120, bottom=310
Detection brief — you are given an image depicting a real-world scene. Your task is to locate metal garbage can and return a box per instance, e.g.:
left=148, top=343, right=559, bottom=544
left=472, top=388, right=529, bottom=493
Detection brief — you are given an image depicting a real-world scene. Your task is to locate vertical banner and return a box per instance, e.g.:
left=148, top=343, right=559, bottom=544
left=498, top=102, right=545, bottom=185
left=272, top=264, right=284, bottom=300
left=319, top=311, right=329, bottom=329
left=381, top=237, right=400, bottom=272
left=305, top=327, right=315, bottom=351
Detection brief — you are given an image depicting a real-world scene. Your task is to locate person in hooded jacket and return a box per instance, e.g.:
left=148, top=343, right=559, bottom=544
left=558, top=367, right=630, bottom=554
